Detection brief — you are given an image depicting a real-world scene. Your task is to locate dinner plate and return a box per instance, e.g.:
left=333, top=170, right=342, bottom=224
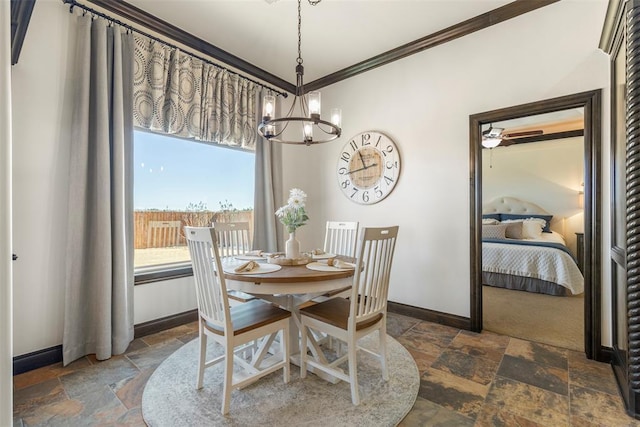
left=223, top=263, right=282, bottom=275
left=306, top=261, right=355, bottom=272
left=311, top=253, right=336, bottom=260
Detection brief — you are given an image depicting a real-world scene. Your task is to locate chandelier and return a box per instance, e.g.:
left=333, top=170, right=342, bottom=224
left=258, top=0, right=342, bottom=145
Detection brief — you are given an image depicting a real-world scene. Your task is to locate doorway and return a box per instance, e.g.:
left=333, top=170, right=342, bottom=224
left=469, top=90, right=603, bottom=360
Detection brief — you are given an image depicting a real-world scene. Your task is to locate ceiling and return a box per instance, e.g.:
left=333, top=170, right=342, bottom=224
left=122, top=0, right=516, bottom=86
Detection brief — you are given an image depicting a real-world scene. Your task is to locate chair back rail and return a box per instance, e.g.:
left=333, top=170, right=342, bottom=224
left=212, top=221, right=252, bottom=257
left=324, top=221, right=359, bottom=257
left=147, top=220, right=181, bottom=248
left=185, top=226, right=230, bottom=331
left=351, top=226, right=399, bottom=323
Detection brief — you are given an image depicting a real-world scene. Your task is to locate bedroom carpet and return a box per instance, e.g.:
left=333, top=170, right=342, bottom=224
left=141, top=333, right=419, bottom=426
left=483, top=285, right=584, bottom=352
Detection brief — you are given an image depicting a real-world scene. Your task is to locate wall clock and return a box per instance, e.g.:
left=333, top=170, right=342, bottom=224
left=336, top=131, right=401, bottom=205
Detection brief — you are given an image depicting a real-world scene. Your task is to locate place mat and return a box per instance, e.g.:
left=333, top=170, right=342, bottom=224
left=306, top=261, right=355, bottom=272
left=142, top=334, right=419, bottom=426
left=223, top=263, right=281, bottom=275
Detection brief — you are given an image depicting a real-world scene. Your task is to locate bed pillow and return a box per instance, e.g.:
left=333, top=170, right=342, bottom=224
left=482, top=218, right=500, bottom=225
left=521, top=219, right=544, bottom=239
left=482, top=213, right=502, bottom=221
left=482, top=224, right=508, bottom=239
left=500, top=220, right=523, bottom=239
left=501, top=213, right=553, bottom=233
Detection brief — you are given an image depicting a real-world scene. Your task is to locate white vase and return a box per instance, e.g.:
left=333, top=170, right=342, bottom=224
left=285, top=231, right=300, bottom=259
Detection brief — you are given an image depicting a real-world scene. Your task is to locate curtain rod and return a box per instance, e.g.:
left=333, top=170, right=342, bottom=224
left=62, top=0, right=288, bottom=98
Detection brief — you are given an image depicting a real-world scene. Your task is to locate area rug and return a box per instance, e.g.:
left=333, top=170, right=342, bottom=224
left=142, top=333, right=419, bottom=426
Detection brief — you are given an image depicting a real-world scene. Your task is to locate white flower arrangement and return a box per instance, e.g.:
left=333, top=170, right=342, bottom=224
left=275, top=188, right=310, bottom=233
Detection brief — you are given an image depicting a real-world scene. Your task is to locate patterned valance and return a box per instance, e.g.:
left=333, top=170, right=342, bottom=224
left=132, top=34, right=264, bottom=151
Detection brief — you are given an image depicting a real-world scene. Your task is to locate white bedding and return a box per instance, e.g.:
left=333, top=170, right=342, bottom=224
left=482, top=231, right=584, bottom=295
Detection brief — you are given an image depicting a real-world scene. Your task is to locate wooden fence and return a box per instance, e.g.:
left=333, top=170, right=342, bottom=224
left=134, top=210, right=253, bottom=249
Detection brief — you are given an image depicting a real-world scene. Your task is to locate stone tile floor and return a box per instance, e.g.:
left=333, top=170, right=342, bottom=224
left=12, top=313, right=640, bottom=426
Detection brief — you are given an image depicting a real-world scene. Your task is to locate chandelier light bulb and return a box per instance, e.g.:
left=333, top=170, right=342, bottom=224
left=308, top=92, right=321, bottom=118
left=303, top=123, right=313, bottom=142
left=263, top=95, right=276, bottom=120
left=330, top=108, right=342, bottom=129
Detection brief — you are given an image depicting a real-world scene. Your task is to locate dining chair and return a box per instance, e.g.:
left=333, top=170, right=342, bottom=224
left=212, top=221, right=252, bottom=258
left=300, top=225, right=399, bottom=405
left=185, top=226, right=291, bottom=415
left=313, top=221, right=360, bottom=303
left=324, top=221, right=359, bottom=257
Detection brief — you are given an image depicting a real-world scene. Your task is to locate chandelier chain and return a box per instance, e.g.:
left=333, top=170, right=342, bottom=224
left=297, top=0, right=303, bottom=65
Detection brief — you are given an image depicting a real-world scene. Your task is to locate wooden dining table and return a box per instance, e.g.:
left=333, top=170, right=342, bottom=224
left=223, top=257, right=356, bottom=382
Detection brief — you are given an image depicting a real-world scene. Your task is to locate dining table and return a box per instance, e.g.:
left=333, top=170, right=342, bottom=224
left=222, top=255, right=356, bottom=383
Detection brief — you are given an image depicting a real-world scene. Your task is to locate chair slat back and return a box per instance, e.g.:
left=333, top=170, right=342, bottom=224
left=324, top=221, right=359, bottom=257
left=212, top=221, right=252, bottom=258
left=147, top=220, right=181, bottom=248
left=350, top=226, right=399, bottom=325
left=185, top=226, right=230, bottom=331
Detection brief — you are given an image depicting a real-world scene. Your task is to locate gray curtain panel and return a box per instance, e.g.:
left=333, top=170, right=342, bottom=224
left=63, top=15, right=135, bottom=365
left=132, top=34, right=260, bottom=150
left=253, top=89, right=283, bottom=252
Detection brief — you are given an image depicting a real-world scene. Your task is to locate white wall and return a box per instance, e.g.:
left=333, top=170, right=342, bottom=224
left=11, top=1, right=74, bottom=356
left=483, top=137, right=585, bottom=255
left=281, top=1, right=610, bottom=323
left=10, top=0, right=612, bottom=358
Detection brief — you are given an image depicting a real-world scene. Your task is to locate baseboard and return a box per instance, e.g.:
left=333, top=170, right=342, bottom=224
left=13, top=345, right=63, bottom=376
left=599, top=346, right=614, bottom=364
left=134, top=309, right=198, bottom=339
left=13, top=309, right=199, bottom=376
left=387, top=301, right=471, bottom=330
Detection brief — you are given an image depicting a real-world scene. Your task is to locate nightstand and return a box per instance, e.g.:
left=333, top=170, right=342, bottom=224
left=575, top=232, right=584, bottom=273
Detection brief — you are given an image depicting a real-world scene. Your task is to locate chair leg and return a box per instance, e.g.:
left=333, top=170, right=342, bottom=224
left=300, top=325, right=308, bottom=379
left=282, top=328, right=290, bottom=384
left=348, top=338, right=360, bottom=405
left=196, top=331, right=207, bottom=389
left=379, top=326, right=389, bottom=381
left=221, top=343, right=234, bottom=415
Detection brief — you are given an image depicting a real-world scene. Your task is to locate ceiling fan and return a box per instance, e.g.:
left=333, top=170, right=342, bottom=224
left=481, top=125, right=543, bottom=148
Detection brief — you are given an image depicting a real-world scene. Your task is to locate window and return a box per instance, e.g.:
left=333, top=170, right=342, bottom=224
left=133, top=130, right=255, bottom=280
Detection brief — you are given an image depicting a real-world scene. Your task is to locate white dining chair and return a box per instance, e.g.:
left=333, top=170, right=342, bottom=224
left=212, top=221, right=252, bottom=258
left=324, top=221, right=359, bottom=257
left=314, top=221, right=360, bottom=302
left=185, top=226, right=291, bottom=415
left=211, top=221, right=255, bottom=303
left=300, top=225, right=399, bottom=405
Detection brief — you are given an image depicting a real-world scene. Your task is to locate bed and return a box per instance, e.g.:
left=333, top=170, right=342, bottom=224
left=482, top=196, right=584, bottom=296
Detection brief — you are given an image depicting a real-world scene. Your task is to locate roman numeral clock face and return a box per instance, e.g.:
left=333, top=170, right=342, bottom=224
left=336, top=131, right=401, bottom=205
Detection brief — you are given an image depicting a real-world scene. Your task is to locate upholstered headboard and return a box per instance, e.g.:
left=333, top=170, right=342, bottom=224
left=482, top=196, right=550, bottom=216
left=483, top=196, right=561, bottom=233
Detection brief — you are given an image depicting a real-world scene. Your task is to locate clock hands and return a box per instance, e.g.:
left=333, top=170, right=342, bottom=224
left=358, top=150, right=367, bottom=168
left=348, top=163, right=378, bottom=175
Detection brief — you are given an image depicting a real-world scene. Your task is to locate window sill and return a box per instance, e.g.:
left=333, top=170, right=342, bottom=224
left=134, top=262, right=193, bottom=285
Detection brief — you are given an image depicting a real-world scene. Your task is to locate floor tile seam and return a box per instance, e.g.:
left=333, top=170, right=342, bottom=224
left=494, top=372, right=571, bottom=403
left=485, top=375, right=573, bottom=427
left=502, top=350, right=569, bottom=374
left=567, top=380, right=624, bottom=400
left=124, top=353, right=153, bottom=373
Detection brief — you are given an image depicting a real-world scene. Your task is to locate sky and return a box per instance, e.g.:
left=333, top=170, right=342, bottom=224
left=134, top=130, right=255, bottom=211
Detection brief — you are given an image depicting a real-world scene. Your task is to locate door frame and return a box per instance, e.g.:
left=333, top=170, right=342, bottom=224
left=468, top=89, right=603, bottom=361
